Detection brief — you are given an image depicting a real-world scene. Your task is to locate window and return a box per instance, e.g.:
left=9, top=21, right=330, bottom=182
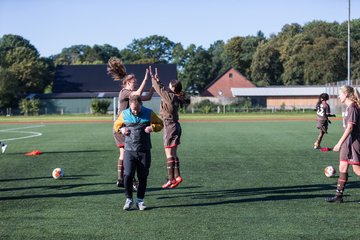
left=229, top=73, right=233, bottom=78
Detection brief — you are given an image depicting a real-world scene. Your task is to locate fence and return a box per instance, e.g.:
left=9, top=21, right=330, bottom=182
left=325, top=79, right=360, bottom=114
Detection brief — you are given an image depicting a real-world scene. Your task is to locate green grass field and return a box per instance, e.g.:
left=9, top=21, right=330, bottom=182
left=1, top=115, right=359, bottom=240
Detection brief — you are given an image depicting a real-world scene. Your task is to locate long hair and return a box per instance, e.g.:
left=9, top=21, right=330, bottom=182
left=340, top=85, right=360, bottom=108
left=315, top=93, right=329, bottom=110
left=107, top=57, right=127, bottom=81
left=107, top=57, right=136, bottom=87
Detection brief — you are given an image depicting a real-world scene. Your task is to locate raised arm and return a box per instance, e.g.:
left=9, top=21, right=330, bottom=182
left=132, top=68, right=149, bottom=97
left=141, top=87, right=155, bottom=101
left=150, top=67, right=173, bottom=104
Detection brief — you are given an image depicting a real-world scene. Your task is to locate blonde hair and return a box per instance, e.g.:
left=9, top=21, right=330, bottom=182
left=340, top=85, right=360, bottom=108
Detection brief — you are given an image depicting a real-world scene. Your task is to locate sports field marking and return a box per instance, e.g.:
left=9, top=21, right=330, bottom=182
left=0, top=125, right=45, bottom=141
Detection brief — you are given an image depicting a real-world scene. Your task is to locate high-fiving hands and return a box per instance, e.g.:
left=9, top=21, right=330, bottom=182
left=149, top=66, right=159, bottom=82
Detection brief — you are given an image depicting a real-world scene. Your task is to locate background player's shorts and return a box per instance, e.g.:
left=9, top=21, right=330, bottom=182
left=113, top=130, right=125, bottom=148
left=316, top=119, right=329, bottom=133
left=163, top=120, right=181, bottom=148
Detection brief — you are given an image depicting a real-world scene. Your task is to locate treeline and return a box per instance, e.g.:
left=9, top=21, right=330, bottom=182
left=1, top=19, right=360, bottom=109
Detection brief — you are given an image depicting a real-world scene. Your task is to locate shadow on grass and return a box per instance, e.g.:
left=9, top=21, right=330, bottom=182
left=148, top=182, right=360, bottom=209
left=2, top=181, right=359, bottom=206
left=2, top=149, right=112, bottom=155
left=0, top=174, right=98, bottom=182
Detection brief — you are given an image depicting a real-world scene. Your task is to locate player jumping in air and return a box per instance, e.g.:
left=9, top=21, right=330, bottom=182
left=150, top=67, right=189, bottom=189
left=107, top=57, right=154, bottom=189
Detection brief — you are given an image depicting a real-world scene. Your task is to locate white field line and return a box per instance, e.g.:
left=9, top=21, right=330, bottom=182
left=0, top=125, right=45, bottom=141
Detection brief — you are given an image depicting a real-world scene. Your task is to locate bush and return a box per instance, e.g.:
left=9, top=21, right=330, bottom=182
left=91, top=99, right=111, bottom=114
left=19, top=98, right=40, bottom=116
left=192, top=99, right=218, bottom=114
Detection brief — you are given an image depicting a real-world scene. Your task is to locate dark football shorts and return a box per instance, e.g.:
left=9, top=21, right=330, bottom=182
left=316, top=119, right=329, bottom=133
left=113, top=130, right=125, bottom=148
left=340, top=137, right=360, bottom=165
left=163, top=120, right=181, bottom=148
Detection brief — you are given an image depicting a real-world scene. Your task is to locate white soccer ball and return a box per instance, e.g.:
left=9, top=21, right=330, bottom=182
left=324, top=166, right=336, bottom=177
left=52, top=168, right=64, bottom=179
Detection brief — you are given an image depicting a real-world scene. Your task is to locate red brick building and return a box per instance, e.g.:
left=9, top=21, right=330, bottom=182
left=202, top=67, right=255, bottom=97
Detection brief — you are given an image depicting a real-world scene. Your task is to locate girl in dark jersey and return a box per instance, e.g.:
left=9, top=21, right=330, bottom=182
left=314, top=93, right=335, bottom=149
left=325, top=85, right=360, bottom=203
left=107, top=57, right=154, bottom=187
left=150, top=68, right=189, bottom=189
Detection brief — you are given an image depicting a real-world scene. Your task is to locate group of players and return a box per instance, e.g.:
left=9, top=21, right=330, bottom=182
left=108, top=57, right=360, bottom=210
left=107, top=58, right=187, bottom=210
left=314, top=87, right=360, bottom=203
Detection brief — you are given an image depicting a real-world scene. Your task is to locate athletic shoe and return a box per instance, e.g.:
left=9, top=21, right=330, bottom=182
left=325, top=195, right=343, bottom=203
left=123, top=198, right=133, bottom=210
left=136, top=200, right=147, bottom=211
left=170, top=176, right=183, bottom=188
left=133, top=179, right=139, bottom=192
left=116, top=179, right=124, bottom=188
left=162, top=179, right=176, bottom=189
left=314, top=142, right=320, bottom=149
left=1, top=144, right=7, bottom=153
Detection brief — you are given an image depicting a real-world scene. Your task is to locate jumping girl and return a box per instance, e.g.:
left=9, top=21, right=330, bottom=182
left=107, top=57, right=154, bottom=188
left=150, top=67, right=189, bottom=189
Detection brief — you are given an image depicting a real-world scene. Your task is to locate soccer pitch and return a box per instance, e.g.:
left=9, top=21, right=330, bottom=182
left=1, top=117, right=360, bottom=240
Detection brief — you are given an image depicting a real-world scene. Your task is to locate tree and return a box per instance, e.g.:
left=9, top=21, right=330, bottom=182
left=51, top=45, right=92, bottom=65
left=250, top=40, right=283, bottom=86
left=0, top=34, right=54, bottom=108
left=302, top=20, right=338, bottom=39
left=241, top=33, right=266, bottom=78
left=123, top=35, right=175, bottom=63
left=208, top=40, right=225, bottom=81
left=280, top=34, right=313, bottom=85
left=302, top=36, right=347, bottom=84
left=0, top=67, right=19, bottom=108
left=222, top=36, right=245, bottom=74
left=180, top=45, right=212, bottom=94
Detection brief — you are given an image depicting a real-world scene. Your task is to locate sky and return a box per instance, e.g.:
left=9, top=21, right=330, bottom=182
left=0, top=0, right=358, bottom=57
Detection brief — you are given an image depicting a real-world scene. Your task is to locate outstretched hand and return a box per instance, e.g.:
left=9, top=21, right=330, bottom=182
left=149, top=66, right=159, bottom=81
left=333, top=143, right=341, bottom=152
left=143, top=68, right=149, bottom=81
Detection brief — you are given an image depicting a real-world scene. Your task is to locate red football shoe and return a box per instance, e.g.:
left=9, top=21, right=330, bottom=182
left=162, top=179, right=176, bottom=189
left=169, top=176, right=183, bottom=189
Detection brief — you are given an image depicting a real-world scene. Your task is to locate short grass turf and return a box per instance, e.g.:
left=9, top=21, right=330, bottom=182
left=1, top=119, right=360, bottom=240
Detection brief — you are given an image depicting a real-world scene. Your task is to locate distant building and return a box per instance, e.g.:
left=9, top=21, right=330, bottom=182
left=30, top=64, right=177, bottom=114
left=231, top=86, right=330, bottom=109
left=202, top=67, right=255, bottom=97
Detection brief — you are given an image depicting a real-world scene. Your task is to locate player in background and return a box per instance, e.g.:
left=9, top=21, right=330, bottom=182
left=114, top=95, right=163, bottom=210
left=1, top=141, right=7, bottom=153
left=150, top=67, right=189, bottom=189
left=314, top=93, right=335, bottom=149
left=107, top=57, right=154, bottom=189
left=325, top=86, right=360, bottom=203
